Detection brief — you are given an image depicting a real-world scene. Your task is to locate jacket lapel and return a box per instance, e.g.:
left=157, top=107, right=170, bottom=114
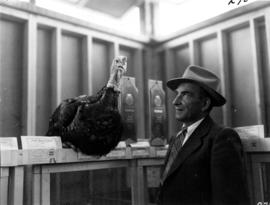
left=164, top=116, right=213, bottom=180
left=161, top=135, right=176, bottom=174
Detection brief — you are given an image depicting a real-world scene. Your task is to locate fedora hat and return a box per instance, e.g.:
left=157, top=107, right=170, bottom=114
left=167, top=65, right=226, bottom=106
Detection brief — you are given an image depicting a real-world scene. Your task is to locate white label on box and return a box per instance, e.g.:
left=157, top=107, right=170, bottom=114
left=106, top=150, right=126, bottom=158
left=235, top=125, right=264, bottom=139
left=27, top=149, right=57, bottom=164
left=242, top=138, right=270, bottom=152
left=156, top=149, right=167, bottom=157
left=129, top=141, right=150, bottom=148
left=132, top=148, right=149, bottom=157
left=0, top=137, right=18, bottom=150
left=116, top=141, right=126, bottom=148
left=21, top=136, right=62, bottom=149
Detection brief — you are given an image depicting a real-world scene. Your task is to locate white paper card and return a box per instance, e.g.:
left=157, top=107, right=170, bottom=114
left=116, top=141, right=126, bottom=148
left=0, top=137, right=18, bottom=150
left=26, top=149, right=58, bottom=164
left=234, top=125, right=264, bottom=139
left=132, top=148, right=149, bottom=157
left=129, top=140, right=150, bottom=148
left=106, top=150, right=126, bottom=158
left=21, top=136, right=62, bottom=149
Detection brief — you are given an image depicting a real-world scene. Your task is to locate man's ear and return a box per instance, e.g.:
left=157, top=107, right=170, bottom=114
left=202, top=97, right=211, bottom=112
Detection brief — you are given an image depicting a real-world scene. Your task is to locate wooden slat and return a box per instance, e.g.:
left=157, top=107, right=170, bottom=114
left=189, top=40, right=195, bottom=65
left=55, top=28, right=62, bottom=104
left=129, top=160, right=139, bottom=205
left=217, top=30, right=231, bottom=126
left=134, top=49, right=146, bottom=139
left=113, top=41, right=120, bottom=57
left=189, top=40, right=199, bottom=65
left=251, top=161, right=264, bottom=204
left=86, top=34, right=93, bottom=94
left=8, top=167, right=24, bottom=205
left=138, top=158, right=164, bottom=167
left=164, top=49, right=176, bottom=139
left=265, top=9, right=270, bottom=122
left=249, top=153, right=270, bottom=204
left=41, top=173, right=50, bottom=205
left=0, top=168, right=9, bottom=205
left=41, top=160, right=129, bottom=173
left=144, top=48, right=152, bottom=139
left=250, top=19, right=264, bottom=125
left=27, top=15, right=37, bottom=135
left=32, top=166, right=41, bottom=205
left=136, top=166, right=147, bottom=205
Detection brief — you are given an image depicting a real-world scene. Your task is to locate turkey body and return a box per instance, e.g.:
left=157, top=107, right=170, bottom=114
left=46, top=86, right=123, bottom=155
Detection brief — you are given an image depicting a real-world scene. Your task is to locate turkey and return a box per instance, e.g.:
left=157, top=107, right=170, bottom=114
left=46, top=56, right=127, bottom=156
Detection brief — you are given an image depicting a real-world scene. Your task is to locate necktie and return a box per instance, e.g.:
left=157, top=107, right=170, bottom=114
left=162, top=127, right=187, bottom=180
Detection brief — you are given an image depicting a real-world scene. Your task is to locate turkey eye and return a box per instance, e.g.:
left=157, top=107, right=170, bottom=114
left=116, top=60, right=119, bottom=63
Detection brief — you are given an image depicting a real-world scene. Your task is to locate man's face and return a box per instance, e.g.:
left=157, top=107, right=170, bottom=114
left=173, top=82, right=206, bottom=125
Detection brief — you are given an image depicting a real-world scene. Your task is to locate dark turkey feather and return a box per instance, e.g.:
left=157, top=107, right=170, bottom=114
left=46, top=56, right=127, bottom=156
left=46, top=86, right=123, bottom=155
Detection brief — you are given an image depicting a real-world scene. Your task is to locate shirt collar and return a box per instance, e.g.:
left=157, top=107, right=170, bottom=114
left=184, top=118, right=204, bottom=136
left=181, top=117, right=205, bottom=145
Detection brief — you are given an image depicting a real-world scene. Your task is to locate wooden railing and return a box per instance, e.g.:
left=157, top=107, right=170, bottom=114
left=1, top=129, right=270, bottom=205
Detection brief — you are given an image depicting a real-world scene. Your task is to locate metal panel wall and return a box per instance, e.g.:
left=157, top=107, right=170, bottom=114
left=91, top=39, right=111, bottom=94
left=169, top=45, right=190, bottom=134
left=227, top=26, right=259, bottom=127
left=174, top=45, right=190, bottom=77
left=198, top=36, right=223, bottom=124
left=61, top=33, right=84, bottom=100
left=120, top=46, right=135, bottom=77
left=258, top=20, right=270, bottom=136
left=156, top=4, right=270, bottom=137
left=36, top=27, right=53, bottom=135
left=0, top=19, right=25, bottom=137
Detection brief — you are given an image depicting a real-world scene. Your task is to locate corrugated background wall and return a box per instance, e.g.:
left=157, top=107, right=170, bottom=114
left=1, top=2, right=270, bottom=204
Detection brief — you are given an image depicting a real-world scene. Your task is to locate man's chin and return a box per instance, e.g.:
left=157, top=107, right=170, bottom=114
left=175, top=115, right=184, bottom=121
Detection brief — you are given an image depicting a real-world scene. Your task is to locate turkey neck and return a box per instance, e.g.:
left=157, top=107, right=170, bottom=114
left=100, top=87, right=120, bottom=109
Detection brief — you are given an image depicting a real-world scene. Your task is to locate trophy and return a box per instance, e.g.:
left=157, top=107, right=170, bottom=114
left=120, top=77, right=138, bottom=145
left=149, top=80, right=167, bottom=146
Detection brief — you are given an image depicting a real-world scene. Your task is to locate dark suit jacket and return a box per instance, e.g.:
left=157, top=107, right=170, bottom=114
left=158, top=115, right=249, bottom=205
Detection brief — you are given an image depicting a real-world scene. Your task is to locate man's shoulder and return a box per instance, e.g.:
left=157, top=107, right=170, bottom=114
left=210, top=123, right=242, bottom=145
left=208, top=118, right=240, bottom=137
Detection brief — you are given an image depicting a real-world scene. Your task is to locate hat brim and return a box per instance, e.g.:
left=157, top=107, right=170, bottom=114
left=167, top=78, right=226, bottom=106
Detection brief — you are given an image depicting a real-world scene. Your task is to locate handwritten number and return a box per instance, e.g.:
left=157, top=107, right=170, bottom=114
left=228, top=0, right=248, bottom=5
left=228, top=0, right=235, bottom=5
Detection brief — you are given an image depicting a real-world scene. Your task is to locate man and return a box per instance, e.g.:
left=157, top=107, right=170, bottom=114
left=158, top=65, right=249, bottom=205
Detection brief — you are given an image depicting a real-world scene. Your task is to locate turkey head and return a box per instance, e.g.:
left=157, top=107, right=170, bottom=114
left=46, top=56, right=127, bottom=156
left=107, top=55, right=127, bottom=91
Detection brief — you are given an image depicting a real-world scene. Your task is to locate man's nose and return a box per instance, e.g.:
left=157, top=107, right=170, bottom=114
left=173, top=95, right=181, bottom=105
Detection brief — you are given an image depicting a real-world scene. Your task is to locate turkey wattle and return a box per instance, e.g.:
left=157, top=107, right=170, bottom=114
left=46, top=56, right=127, bottom=155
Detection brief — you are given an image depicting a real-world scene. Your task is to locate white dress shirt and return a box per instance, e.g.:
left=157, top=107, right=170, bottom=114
left=178, top=118, right=205, bottom=146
